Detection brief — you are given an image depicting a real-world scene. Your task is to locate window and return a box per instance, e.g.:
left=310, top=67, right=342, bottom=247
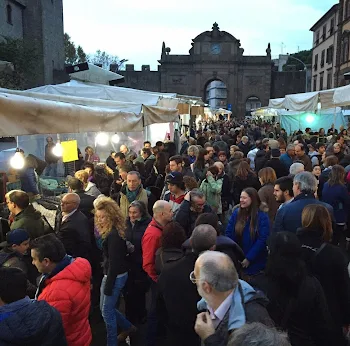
left=319, top=73, right=324, bottom=91
left=322, top=25, right=326, bottom=40
left=342, top=36, right=349, bottom=63
left=313, top=77, right=317, bottom=91
left=327, top=70, right=332, bottom=89
left=330, top=18, right=334, bottom=35
left=321, top=50, right=325, bottom=67
left=6, top=4, right=12, bottom=25
left=326, top=45, right=334, bottom=64
left=346, top=0, right=350, bottom=20
left=315, top=31, right=320, bottom=46
left=314, top=54, right=318, bottom=71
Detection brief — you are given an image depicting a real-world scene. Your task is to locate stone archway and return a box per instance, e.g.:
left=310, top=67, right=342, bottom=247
left=205, top=80, right=228, bottom=109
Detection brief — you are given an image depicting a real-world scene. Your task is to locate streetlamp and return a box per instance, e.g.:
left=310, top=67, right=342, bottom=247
left=282, top=54, right=308, bottom=93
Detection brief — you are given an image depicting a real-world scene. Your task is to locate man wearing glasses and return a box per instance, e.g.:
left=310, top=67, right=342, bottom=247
left=55, top=193, right=91, bottom=260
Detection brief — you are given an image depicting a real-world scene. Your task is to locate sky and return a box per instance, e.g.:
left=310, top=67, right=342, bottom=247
left=63, top=0, right=336, bottom=70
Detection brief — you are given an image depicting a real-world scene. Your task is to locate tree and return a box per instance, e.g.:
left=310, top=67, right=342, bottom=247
left=64, top=33, right=87, bottom=65
left=87, top=50, right=121, bottom=70
left=0, top=37, right=39, bottom=89
left=284, top=49, right=312, bottom=71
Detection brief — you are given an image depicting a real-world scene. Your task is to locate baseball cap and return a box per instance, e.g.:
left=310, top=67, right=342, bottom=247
left=1, top=229, right=30, bottom=247
left=166, top=171, right=183, bottom=185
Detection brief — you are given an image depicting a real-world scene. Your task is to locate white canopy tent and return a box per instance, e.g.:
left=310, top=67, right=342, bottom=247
left=333, top=84, right=350, bottom=107
left=68, top=63, right=124, bottom=85
left=269, top=89, right=336, bottom=112
left=0, top=82, right=180, bottom=136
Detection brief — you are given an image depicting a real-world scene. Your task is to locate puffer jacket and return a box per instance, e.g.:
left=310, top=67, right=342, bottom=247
left=10, top=204, right=45, bottom=239
left=37, top=257, right=92, bottom=346
left=0, top=297, right=67, bottom=346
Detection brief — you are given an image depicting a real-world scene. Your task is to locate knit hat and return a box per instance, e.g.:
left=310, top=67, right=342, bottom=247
left=1, top=229, right=29, bottom=247
left=166, top=171, right=183, bottom=185
left=271, top=148, right=281, bottom=158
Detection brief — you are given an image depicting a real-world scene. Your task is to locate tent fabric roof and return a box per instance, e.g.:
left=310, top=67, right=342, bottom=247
left=0, top=82, right=180, bottom=136
left=333, top=85, right=350, bottom=107
left=268, top=88, right=336, bottom=112
left=69, top=63, right=124, bottom=85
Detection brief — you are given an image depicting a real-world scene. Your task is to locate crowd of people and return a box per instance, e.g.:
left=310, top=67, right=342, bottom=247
left=0, top=119, right=350, bottom=346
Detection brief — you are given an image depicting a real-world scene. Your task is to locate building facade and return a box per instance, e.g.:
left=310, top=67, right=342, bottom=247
left=0, top=0, right=65, bottom=88
left=336, top=0, right=350, bottom=86
left=120, top=23, right=273, bottom=116
left=310, top=4, right=339, bottom=91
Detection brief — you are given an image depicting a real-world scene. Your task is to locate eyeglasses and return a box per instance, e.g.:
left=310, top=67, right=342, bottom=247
left=189, top=271, right=200, bottom=284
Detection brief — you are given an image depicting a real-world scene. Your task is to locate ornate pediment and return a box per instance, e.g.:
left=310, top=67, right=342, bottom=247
left=192, top=23, right=240, bottom=44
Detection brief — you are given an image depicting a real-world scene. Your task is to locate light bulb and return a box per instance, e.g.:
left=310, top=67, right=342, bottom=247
left=96, top=132, right=109, bottom=146
left=10, top=152, right=25, bottom=169
left=111, top=134, right=120, bottom=144
left=306, top=115, right=315, bottom=124
left=52, top=143, right=63, bottom=157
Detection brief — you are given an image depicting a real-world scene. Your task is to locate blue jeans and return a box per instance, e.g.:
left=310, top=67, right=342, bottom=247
left=100, top=273, right=132, bottom=346
left=45, top=163, right=57, bottom=177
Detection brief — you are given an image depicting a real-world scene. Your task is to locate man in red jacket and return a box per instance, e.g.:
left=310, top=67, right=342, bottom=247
left=142, top=200, right=173, bottom=346
left=31, top=234, right=92, bottom=346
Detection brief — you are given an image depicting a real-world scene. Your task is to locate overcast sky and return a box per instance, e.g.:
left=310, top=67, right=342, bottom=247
left=63, top=0, right=336, bottom=70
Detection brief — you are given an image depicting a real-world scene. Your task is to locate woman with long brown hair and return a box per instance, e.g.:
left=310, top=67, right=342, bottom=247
left=232, top=161, right=260, bottom=205
left=297, top=204, right=350, bottom=346
left=192, top=148, right=210, bottom=182
left=94, top=197, right=136, bottom=344
left=258, top=167, right=280, bottom=224
left=321, top=164, right=350, bottom=247
left=225, top=187, right=270, bottom=277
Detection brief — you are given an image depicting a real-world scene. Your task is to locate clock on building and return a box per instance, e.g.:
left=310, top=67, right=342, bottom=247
left=211, top=43, right=221, bottom=55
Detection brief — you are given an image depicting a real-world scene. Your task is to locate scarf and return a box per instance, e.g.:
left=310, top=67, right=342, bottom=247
left=35, top=255, right=73, bottom=299
left=125, top=185, right=141, bottom=203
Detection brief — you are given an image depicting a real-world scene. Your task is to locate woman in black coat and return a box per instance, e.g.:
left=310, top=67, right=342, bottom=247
left=231, top=161, right=260, bottom=205
left=124, top=201, right=151, bottom=325
left=263, top=232, right=338, bottom=346
left=297, top=204, right=350, bottom=346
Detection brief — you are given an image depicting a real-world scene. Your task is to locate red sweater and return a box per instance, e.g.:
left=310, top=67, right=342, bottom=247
left=38, top=258, right=92, bottom=346
left=142, top=218, right=163, bottom=282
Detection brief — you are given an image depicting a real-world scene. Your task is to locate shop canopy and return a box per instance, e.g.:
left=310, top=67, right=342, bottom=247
left=0, top=82, right=181, bottom=136
left=268, top=89, right=336, bottom=112
left=333, top=84, right=350, bottom=107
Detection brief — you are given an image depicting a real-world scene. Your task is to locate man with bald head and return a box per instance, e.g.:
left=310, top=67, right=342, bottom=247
left=55, top=193, right=91, bottom=260
left=193, top=252, right=272, bottom=346
left=158, top=225, right=217, bottom=346
left=142, top=200, right=173, bottom=346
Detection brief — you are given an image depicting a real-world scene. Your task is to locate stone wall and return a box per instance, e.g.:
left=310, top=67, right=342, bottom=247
left=271, top=71, right=307, bottom=98
left=0, top=1, right=24, bottom=40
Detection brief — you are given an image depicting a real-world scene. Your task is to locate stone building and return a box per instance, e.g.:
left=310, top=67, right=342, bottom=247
left=119, top=23, right=273, bottom=116
left=310, top=4, right=339, bottom=91
left=336, top=0, right=350, bottom=86
left=0, top=0, right=65, bottom=88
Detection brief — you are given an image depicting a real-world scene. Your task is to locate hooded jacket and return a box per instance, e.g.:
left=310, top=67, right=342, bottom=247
left=37, top=257, right=92, bottom=346
left=199, top=175, right=223, bottom=214
left=10, top=205, right=45, bottom=239
left=0, top=297, right=67, bottom=346
left=254, top=149, right=270, bottom=173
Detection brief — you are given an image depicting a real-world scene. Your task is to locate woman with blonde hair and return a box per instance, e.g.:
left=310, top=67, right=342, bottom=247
left=258, top=167, right=280, bottom=224
left=94, top=197, right=136, bottom=344
left=187, top=145, right=199, bottom=164
left=75, top=169, right=101, bottom=198
left=297, top=204, right=350, bottom=346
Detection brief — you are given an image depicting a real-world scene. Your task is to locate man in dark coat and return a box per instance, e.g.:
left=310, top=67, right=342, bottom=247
left=157, top=224, right=217, bottom=346
left=254, top=142, right=270, bottom=173
left=67, top=178, right=95, bottom=219
left=175, top=189, right=213, bottom=237
left=55, top=193, right=91, bottom=260
left=274, top=172, right=334, bottom=233
left=0, top=267, right=67, bottom=346
left=264, top=149, right=289, bottom=178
